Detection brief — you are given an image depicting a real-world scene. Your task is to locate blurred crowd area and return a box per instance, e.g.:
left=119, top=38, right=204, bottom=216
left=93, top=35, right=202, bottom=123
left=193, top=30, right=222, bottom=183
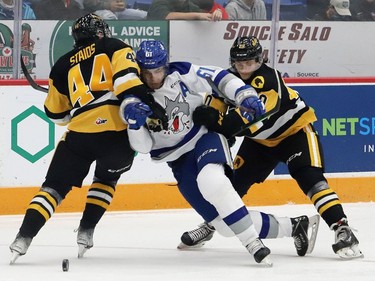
left=1, top=0, right=374, bottom=21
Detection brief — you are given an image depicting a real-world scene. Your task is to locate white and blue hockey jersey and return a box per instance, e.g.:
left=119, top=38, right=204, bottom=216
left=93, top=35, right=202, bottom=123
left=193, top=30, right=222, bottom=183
left=128, top=61, right=255, bottom=162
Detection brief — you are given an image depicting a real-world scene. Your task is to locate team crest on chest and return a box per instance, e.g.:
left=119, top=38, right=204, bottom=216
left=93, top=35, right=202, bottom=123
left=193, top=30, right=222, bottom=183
left=251, top=76, right=265, bottom=89
left=164, top=94, right=190, bottom=134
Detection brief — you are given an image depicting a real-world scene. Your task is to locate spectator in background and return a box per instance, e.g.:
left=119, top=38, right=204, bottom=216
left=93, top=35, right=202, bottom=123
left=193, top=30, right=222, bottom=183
left=306, top=0, right=328, bottom=20
left=83, top=0, right=121, bottom=19
left=30, top=0, right=87, bottom=20
left=351, top=0, right=375, bottom=20
left=84, top=0, right=147, bottom=20
left=225, top=0, right=267, bottom=20
left=116, top=0, right=147, bottom=19
left=313, top=0, right=352, bottom=21
left=0, top=0, right=36, bottom=19
left=147, top=0, right=224, bottom=21
left=191, top=0, right=229, bottom=20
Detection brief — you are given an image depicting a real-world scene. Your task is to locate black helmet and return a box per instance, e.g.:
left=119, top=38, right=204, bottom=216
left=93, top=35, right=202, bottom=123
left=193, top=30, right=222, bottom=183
left=230, top=36, right=263, bottom=63
left=72, top=13, right=111, bottom=47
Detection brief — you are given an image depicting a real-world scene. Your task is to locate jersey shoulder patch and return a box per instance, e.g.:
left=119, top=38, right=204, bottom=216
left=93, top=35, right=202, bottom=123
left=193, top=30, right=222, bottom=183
left=250, top=64, right=279, bottom=92
left=168, top=61, right=192, bottom=76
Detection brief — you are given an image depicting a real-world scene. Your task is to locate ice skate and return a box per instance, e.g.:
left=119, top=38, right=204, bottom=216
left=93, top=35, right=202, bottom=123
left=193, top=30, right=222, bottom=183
left=178, top=222, right=215, bottom=249
left=246, top=238, right=272, bottom=266
left=331, top=218, right=364, bottom=259
left=9, top=233, right=32, bottom=265
left=76, top=227, right=94, bottom=258
left=291, top=214, right=320, bottom=256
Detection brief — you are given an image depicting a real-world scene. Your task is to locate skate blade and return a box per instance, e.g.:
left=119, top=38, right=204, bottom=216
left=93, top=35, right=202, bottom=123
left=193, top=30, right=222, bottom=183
left=306, top=214, right=320, bottom=255
left=10, top=252, right=21, bottom=265
left=260, top=256, right=273, bottom=267
left=78, top=244, right=89, bottom=258
left=177, top=241, right=206, bottom=250
left=337, top=244, right=364, bottom=259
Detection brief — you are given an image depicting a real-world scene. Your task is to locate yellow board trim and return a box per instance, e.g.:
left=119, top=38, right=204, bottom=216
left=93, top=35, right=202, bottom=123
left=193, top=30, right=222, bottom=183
left=1, top=177, right=374, bottom=215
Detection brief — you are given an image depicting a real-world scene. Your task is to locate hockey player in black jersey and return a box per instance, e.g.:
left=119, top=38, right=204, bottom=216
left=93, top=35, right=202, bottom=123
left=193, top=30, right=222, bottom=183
left=180, top=36, right=363, bottom=260
left=9, top=13, right=152, bottom=264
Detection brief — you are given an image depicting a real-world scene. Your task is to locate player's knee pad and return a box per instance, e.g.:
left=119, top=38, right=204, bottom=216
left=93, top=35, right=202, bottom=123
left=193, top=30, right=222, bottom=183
left=93, top=176, right=118, bottom=188
left=196, top=163, right=232, bottom=204
left=40, top=186, right=63, bottom=206
left=197, top=163, right=245, bottom=219
left=306, top=180, right=329, bottom=199
left=291, top=166, right=326, bottom=195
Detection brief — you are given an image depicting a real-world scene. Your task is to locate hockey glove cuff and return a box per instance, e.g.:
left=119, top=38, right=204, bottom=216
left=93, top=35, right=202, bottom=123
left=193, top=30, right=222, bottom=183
left=235, top=87, right=265, bottom=122
left=120, top=97, right=153, bottom=130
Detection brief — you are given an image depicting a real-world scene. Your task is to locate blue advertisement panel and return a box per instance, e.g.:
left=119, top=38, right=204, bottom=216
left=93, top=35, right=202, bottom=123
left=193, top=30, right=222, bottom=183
left=274, top=84, right=375, bottom=174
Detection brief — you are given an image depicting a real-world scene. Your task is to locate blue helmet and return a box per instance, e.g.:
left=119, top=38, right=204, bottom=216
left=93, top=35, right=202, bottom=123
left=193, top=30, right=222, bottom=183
left=136, top=40, right=168, bottom=69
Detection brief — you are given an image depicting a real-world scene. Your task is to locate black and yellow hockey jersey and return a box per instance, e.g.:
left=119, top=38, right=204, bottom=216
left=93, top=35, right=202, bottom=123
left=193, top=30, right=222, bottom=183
left=45, top=37, right=148, bottom=133
left=223, top=63, right=317, bottom=147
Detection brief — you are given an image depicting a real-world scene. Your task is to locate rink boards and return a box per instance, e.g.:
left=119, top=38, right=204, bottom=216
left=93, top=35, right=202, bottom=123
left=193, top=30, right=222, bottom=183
left=0, top=81, right=374, bottom=215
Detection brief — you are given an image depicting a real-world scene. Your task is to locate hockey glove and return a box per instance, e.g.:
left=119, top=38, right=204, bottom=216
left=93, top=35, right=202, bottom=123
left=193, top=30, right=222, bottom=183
left=123, top=102, right=153, bottom=130
left=193, top=105, right=220, bottom=131
left=235, top=87, right=265, bottom=122
left=146, top=97, right=169, bottom=131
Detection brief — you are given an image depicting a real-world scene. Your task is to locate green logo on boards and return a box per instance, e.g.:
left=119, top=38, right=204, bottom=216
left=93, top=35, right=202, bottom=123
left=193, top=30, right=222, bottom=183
left=11, top=106, right=55, bottom=163
left=0, top=23, right=36, bottom=78
left=49, top=20, right=169, bottom=66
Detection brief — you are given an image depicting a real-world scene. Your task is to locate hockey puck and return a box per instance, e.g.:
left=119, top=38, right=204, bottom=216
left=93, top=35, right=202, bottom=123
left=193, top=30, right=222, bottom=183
left=62, top=259, right=69, bottom=272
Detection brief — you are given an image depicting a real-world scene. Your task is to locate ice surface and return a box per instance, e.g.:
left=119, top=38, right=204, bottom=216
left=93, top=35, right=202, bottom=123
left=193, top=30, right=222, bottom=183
left=1, top=203, right=374, bottom=281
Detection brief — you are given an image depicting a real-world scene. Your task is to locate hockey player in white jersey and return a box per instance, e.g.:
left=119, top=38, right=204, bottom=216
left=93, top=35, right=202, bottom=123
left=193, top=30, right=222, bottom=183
left=120, top=40, right=320, bottom=265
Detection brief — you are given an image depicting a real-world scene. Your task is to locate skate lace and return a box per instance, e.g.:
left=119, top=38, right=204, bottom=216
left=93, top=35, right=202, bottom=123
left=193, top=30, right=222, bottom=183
left=292, top=217, right=307, bottom=250
left=76, top=228, right=94, bottom=246
left=188, top=226, right=212, bottom=242
left=336, top=225, right=357, bottom=242
left=10, top=234, right=32, bottom=254
left=294, top=235, right=303, bottom=249
left=246, top=239, right=263, bottom=256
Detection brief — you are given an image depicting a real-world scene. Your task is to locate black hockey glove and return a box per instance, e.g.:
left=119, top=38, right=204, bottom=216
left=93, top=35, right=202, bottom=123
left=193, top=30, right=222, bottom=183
left=147, top=98, right=168, bottom=131
left=135, top=91, right=168, bottom=131
left=193, top=105, right=220, bottom=131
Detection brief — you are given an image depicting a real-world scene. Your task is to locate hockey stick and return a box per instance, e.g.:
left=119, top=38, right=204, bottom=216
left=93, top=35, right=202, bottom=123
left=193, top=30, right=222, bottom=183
left=20, top=55, right=48, bottom=93
left=205, top=76, right=281, bottom=137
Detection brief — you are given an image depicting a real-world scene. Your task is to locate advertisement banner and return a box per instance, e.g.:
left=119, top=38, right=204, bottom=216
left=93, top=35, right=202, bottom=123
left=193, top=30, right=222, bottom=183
left=2, top=20, right=375, bottom=80
left=0, top=20, right=168, bottom=79
left=0, top=86, right=174, bottom=187
left=1, top=82, right=374, bottom=187
left=169, top=21, right=375, bottom=78
left=274, top=83, right=375, bottom=174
